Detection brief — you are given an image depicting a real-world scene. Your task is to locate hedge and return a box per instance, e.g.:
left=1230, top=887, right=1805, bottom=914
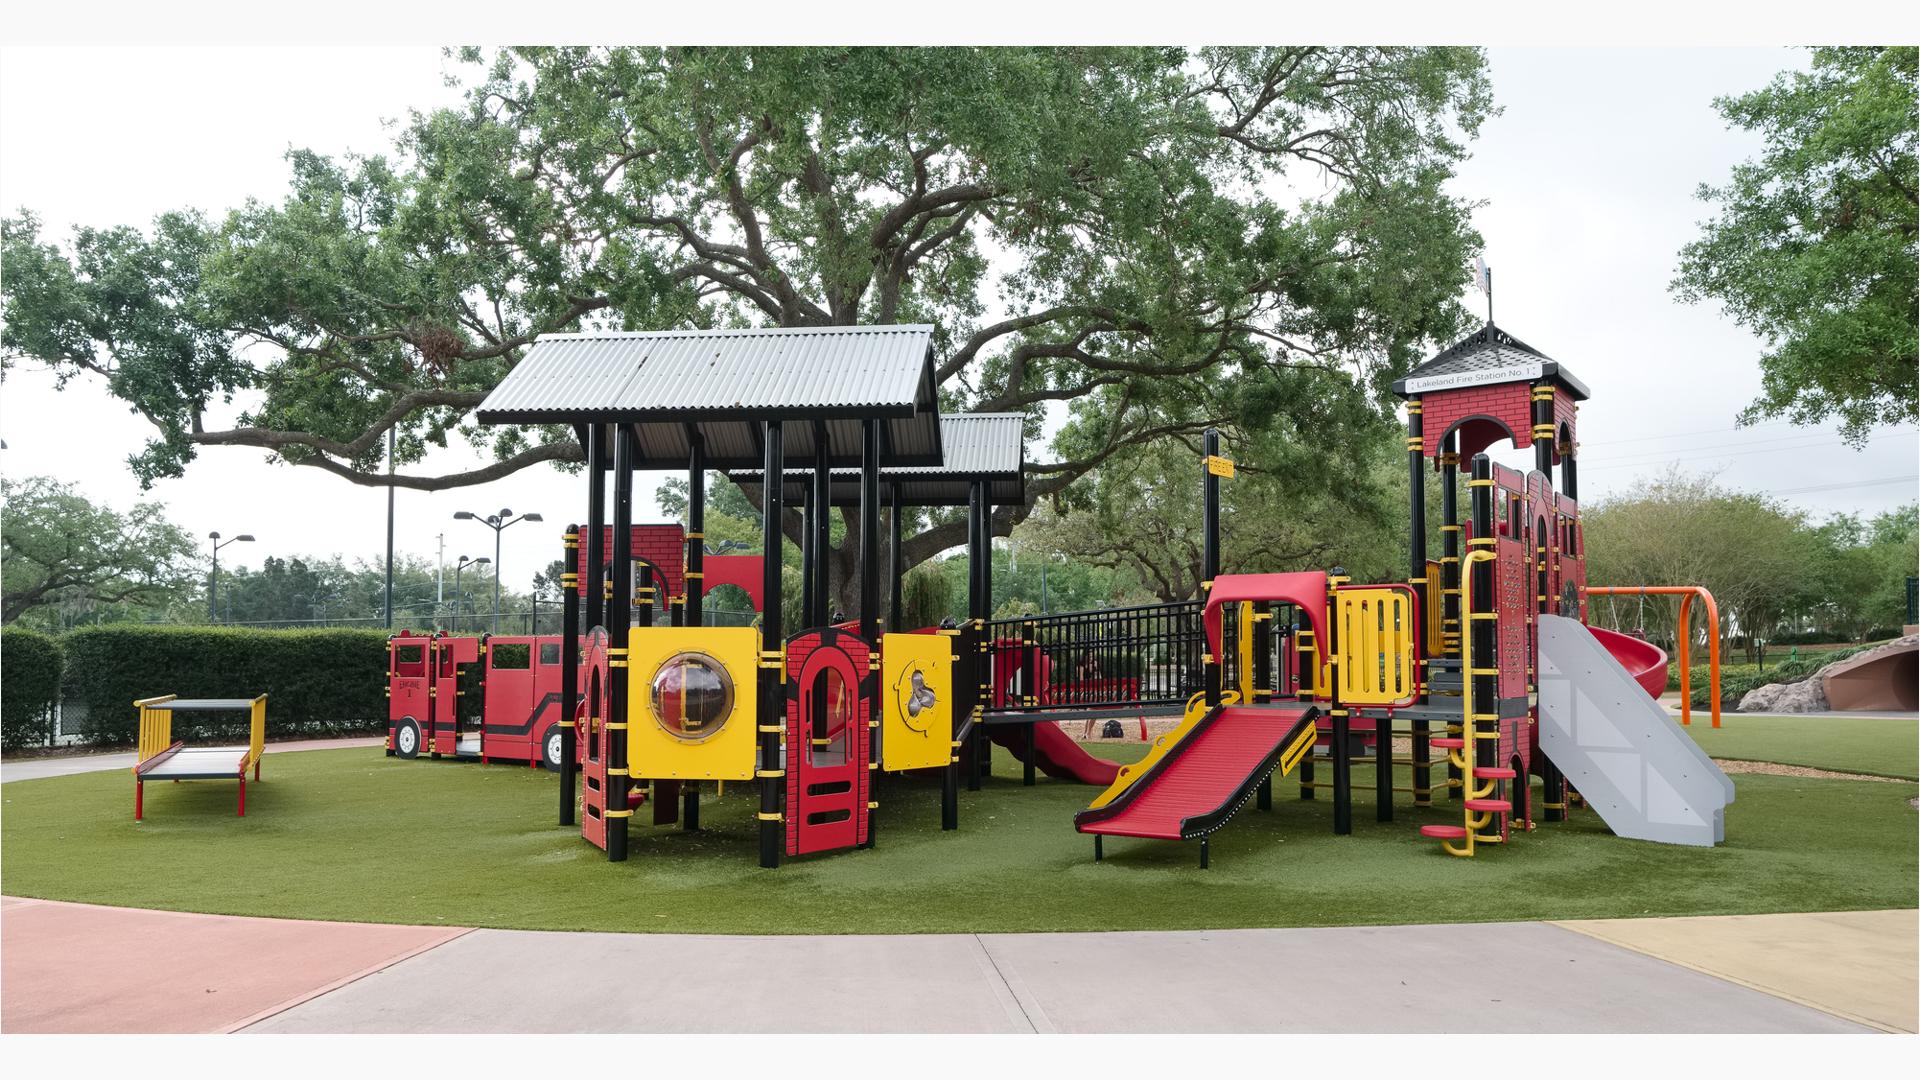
left=2, top=627, right=65, bottom=751
left=59, top=626, right=392, bottom=745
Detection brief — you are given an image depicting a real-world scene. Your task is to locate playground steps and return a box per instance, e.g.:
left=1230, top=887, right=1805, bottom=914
left=1535, top=615, right=1733, bottom=847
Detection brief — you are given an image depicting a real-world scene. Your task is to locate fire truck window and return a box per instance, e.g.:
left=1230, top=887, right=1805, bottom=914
left=492, top=643, right=531, bottom=670
left=393, top=643, right=425, bottom=676
left=539, top=642, right=561, bottom=666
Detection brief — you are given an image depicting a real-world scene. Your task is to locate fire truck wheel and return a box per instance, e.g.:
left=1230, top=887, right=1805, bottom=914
left=395, top=718, right=422, bottom=760
left=541, top=726, right=564, bottom=772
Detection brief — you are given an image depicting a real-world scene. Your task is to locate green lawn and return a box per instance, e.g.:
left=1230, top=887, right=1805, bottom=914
left=1684, top=714, right=1918, bottom=780
left=1, top=740, right=1912, bottom=935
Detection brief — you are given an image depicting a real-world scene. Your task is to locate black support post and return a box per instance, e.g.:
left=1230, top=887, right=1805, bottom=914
left=1533, top=383, right=1565, bottom=822
left=687, top=431, right=706, bottom=629
left=888, top=481, right=904, bottom=633
left=1440, top=431, right=1461, bottom=802
left=1328, top=569, right=1352, bottom=835
left=800, top=484, right=815, bottom=633
left=559, top=525, right=580, bottom=826
left=606, top=428, right=635, bottom=863
left=1202, top=428, right=1222, bottom=709
left=758, top=421, right=785, bottom=869
left=1469, top=453, right=1498, bottom=838
left=859, top=418, right=881, bottom=847
left=811, top=421, right=831, bottom=629
left=968, top=479, right=990, bottom=787
left=586, top=429, right=607, bottom=633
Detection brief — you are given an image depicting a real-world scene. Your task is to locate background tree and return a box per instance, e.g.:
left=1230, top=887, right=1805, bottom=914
left=1583, top=469, right=1814, bottom=661
left=2, top=46, right=1491, bottom=617
left=0, top=476, right=200, bottom=626
left=1673, top=46, right=1917, bottom=445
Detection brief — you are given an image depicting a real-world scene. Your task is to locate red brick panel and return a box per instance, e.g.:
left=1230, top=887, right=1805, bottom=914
left=574, top=525, right=687, bottom=598
left=1417, top=384, right=1533, bottom=461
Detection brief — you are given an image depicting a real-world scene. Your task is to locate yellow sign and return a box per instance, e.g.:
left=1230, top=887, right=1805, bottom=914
left=626, top=627, right=759, bottom=780
left=880, top=633, right=952, bottom=772
left=1206, top=454, right=1236, bottom=478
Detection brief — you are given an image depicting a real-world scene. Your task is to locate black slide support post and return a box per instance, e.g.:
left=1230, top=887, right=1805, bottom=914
left=758, top=421, right=785, bottom=869
left=559, top=525, right=579, bottom=825
left=606, top=427, right=634, bottom=863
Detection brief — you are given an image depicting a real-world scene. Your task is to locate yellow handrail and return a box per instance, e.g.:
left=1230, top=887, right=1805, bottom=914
left=244, top=695, right=268, bottom=773
left=1440, top=549, right=1499, bottom=858
left=133, top=695, right=178, bottom=768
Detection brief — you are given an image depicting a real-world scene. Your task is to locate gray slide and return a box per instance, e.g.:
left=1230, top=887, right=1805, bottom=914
left=1536, top=615, right=1734, bottom=847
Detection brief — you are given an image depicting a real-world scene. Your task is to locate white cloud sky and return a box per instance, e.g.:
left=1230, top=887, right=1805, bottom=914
left=2, top=45, right=1915, bottom=608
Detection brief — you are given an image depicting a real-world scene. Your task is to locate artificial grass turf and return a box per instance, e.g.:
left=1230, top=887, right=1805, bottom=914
left=1682, top=714, right=1918, bottom=780
left=1, top=742, right=1912, bottom=935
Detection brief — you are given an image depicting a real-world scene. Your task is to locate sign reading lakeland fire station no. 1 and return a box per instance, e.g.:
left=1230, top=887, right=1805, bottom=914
left=1401, top=361, right=1546, bottom=394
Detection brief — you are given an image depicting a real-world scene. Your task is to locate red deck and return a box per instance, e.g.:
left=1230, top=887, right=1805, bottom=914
left=1075, top=704, right=1317, bottom=841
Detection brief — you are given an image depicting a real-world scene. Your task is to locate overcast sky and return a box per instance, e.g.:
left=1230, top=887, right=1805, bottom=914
left=2, top=45, right=1915, bottom=603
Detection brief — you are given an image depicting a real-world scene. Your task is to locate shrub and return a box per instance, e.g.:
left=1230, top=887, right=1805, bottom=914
left=59, top=626, right=392, bottom=745
left=1, top=627, right=64, bottom=751
left=1667, top=640, right=1879, bottom=708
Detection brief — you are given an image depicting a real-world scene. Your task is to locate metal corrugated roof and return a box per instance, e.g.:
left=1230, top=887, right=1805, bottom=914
left=728, top=413, right=1027, bottom=506
left=1391, top=323, right=1589, bottom=400
left=475, top=325, right=944, bottom=468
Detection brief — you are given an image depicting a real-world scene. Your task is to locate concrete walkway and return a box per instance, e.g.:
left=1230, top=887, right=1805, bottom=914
left=0, top=737, right=383, bottom=784
left=4, top=898, right=1903, bottom=1034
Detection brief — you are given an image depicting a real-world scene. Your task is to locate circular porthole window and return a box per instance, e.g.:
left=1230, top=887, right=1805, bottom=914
left=649, top=652, right=734, bottom=741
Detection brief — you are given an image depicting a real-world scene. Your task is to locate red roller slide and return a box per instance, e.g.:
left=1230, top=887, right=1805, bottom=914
left=1586, top=625, right=1670, bottom=700
left=1075, top=703, right=1319, bottom=841
left=988, top=724, right=1121, bottom=786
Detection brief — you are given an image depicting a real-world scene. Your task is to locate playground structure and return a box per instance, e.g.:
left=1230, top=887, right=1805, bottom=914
left=470, top=321, right=1731, bottom=869
left=131, top=695, right=267, bottom=819
left=383, top=523, right=764, bottom=770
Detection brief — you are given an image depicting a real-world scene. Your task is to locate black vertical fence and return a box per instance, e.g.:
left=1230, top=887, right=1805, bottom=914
left=980, top=599, right=1299, bottom=718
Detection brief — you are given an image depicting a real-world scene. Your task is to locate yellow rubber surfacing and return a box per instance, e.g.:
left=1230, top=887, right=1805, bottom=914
left=1553, top=909, right=1919, bottom=1033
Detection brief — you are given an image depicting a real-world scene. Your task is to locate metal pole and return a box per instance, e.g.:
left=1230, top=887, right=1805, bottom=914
left=492, top=523, right=503, bottom=635
left=385, top=427, right=396, bottom=629
left=1533, top=382, right=1564, bottom=822
left=209, top=539, right=218, bottom=622
left=758, top=420, right=785, bottom=869
left=1328, top=567, right=1352, bottom=836
left=1469, top=453, right=1497, bottom=840
left=859, top=420, right=882, bottom=846
left=1407, top=397, right=1431, bottom=810
left=1440, top=431, right=1461, bottom=802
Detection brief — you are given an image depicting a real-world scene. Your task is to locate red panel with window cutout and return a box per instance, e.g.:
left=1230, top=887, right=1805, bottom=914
left=784, top=628, right=872, bottom=856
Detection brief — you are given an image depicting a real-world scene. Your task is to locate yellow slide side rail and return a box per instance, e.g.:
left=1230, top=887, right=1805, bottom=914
left=134, top=695, right=177, bottom=767
left=1084, top=690, right=1240, bottom=813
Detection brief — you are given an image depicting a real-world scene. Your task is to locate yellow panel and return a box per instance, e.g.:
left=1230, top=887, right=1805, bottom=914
left=625, top=626, right=759, bottom=781
left=881, top=633, right=953, bottom=772
left=1333, top=587, right=1418, bottom=706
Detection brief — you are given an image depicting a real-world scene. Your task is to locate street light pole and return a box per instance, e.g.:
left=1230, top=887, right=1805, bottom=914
left=453, top=555, right=489, bottom=630
left=453, top=509, right=543, bottom=634
left=207, top=531, right=255, bottom=623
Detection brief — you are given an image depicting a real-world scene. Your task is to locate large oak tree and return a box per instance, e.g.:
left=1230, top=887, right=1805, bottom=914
left=2, top=47, right=1490, bottom=600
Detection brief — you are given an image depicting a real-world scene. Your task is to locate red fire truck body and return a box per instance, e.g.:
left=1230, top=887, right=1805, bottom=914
left=386, top=631, right=571, bottom=769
